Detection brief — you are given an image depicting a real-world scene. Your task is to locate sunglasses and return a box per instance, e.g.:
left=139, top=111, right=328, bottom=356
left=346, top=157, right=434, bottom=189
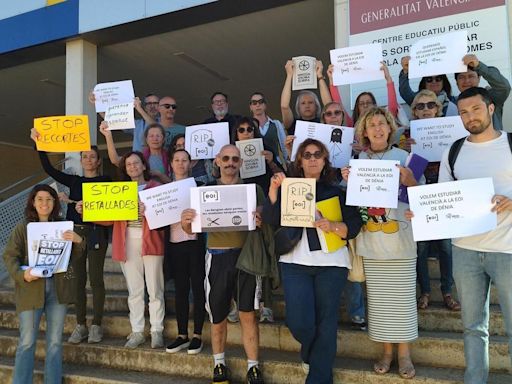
left=220, top=155, right=240, bottom=163
left=425, top=76, right=443, bottom=83
left=250, top=99, right=266, bottom=106
left=302, top=151, right=323, bottom=160
left=159, top=103, right=178, bottom=110
left=237, top=126, right=254, bottom=134
left=324, top=110, right=343, bottom=117
left=415, top=101, right=437, bottom=110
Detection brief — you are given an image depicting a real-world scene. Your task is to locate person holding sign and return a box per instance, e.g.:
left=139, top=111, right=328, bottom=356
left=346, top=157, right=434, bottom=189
left=262, top=139, right=362, bottom=384
left=409, top=91, right=460, bottom=312
left=168, top=134, right=215, bottom=185
left=164, top=149, right=206, bottom=355
left=3, top=184, right=85, bottom=384
left=30, top=129, right=111, bottom=345
left=341, top=107, right=420, bottom=379
left=78, top=151, right=166, bottom=350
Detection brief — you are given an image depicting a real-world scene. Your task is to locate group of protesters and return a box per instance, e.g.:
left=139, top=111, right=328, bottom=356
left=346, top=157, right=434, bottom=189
left=3, top=50, right=512, bottom=384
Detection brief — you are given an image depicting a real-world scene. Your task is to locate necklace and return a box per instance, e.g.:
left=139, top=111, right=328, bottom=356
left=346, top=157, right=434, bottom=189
left=366, top=148, right=389, bottom=160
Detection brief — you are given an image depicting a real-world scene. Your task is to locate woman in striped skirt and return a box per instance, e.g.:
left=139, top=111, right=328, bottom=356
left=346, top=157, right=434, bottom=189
left=341, top=107, right=419, bottom=379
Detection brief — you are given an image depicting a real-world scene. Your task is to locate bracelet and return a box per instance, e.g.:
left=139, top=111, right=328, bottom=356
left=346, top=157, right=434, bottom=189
left=318, top=76, right=325, bottom=81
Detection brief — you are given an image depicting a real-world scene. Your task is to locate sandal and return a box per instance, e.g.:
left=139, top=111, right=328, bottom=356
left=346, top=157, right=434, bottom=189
left=417, top=293, right=430, bottom=310
left=398, top=356, right=416, bottom=379
left=443, top=294, right=461, bottom=311
left=373, top=354, right=393, bottom=375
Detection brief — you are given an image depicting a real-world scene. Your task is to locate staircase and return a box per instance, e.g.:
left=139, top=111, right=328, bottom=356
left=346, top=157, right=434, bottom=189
left=0, top=249, right=509, bottom=383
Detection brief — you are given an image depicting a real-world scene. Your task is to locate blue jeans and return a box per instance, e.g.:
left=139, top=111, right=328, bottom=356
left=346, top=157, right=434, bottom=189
left=13, top=278, right=67, bottom=384
left=280, top=263, right=347, bottom=384
left=417, top=239, right=453, bottom=294
left=452, top=246, right=512, bottom=384
left=344, top=281, right=365, bottom=319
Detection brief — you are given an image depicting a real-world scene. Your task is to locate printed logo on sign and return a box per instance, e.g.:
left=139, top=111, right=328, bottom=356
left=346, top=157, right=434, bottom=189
left=232, top=216, right=242, bottom=225
left=244, top=144, right=257, bottom=156
left=201, top=190, right=220, bottom=203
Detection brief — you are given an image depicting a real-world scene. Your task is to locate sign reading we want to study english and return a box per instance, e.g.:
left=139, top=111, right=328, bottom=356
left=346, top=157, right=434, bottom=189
left=347, top=0, right=510, bottom=106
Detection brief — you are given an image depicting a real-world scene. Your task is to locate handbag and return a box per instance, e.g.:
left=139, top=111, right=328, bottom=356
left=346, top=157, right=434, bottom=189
left=347, top=238, right=365, bottom=282
left=273, top=227, right=302, bottom=256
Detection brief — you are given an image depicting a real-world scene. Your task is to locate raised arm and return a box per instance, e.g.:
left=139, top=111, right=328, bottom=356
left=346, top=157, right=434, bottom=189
left=398, top=56, right=416, bottom=106
left=280, top=60, right=295, bottom=131
left=317, top=60, right=332, bottom=106
left=99, top=121, right=122, bottom=167
left=382, top=62, right=399, bottom=118
left=89, top=91, right=105, bottom=120
left=134, top=97, right=156, bottom=125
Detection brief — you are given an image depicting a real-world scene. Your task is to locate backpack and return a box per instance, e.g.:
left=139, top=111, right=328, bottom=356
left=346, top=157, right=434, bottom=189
left=448, top=132, right=512, bottom=180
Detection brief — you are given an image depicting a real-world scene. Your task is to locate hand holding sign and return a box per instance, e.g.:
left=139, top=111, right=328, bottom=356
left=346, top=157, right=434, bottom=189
left=33, top=116, right=91, bottom=152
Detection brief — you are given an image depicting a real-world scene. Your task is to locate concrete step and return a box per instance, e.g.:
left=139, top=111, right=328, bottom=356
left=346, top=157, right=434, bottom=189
left=0, top=308, right=508, bottom=372
left=0, top=328, right=509, bottom=384
left=102, top=256, right=121, bottom=274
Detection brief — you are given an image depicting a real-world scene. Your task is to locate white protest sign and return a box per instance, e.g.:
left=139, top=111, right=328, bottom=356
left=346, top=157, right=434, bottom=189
left=409, top=31, right=467, bottom=79
left=329, top=44, right=383, bottom=86
left=104, top=102, right=135, bottom=130
left=280, top=178, right=316, bottom=227
left=27, top=221, right=74, bottom=277
left=292, top=56, right=317, bottom=90
left=236, top=139, right=266, bottom=179
left=290, top=120, right=355, bottom=168
left=346, top=159, right=400, bottom=208
left=185, top=122, right=230, bottom=160
left=139, top=177, right=197, bottom=230
left=411, top=116, right=468, bottom=162
left=408, top=178, right=496, bottom=241
left=190, top=184, right=256, bottom=232
left=93, top=80, right=135, bottom=113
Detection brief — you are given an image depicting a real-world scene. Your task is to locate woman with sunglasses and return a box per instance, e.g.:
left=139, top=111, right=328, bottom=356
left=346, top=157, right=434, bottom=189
left=341, top=107, right=420, bottom=379
left=3, top=184, right=84, bottom=383
left=262, top=139, right=362, bottom=383
left=100, top=121, right=170, bottom=183
left=410, top=90, right=460, bottom=312
left=76, top=151, right=165, bottom=350
left=399, top=56, right=458, bottom=117
left=168, top=134, right=215, bottom=185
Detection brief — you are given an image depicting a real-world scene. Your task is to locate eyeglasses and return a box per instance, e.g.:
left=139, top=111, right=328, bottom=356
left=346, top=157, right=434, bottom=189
left=324, top=110, right=343, bottom=117
left=358, top=101, right=374, bottom=107
left=237, top=126, right=254, bottom=134
left=414, top=101, right=437, bottom=110
left=302, top=151, right=323, bottom=160
left=159, top=104, right=178, bottom=110
left=212, top=99, right=227, bottom=105
left=425, top=76, right=443, bottom=83
left=220, top=155, right=240, bottom=163
left=145, top=101, right=159, bottom=106
left=250, top=99, right=266, bottom=106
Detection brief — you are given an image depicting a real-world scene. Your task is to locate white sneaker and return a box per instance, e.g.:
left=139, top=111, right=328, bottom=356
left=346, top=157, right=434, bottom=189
left=259, top=306, right=274, bottom=323
left=125, top=332, right=145, bottom=349
left=88, top=325, right=103, bottom=343
left=68, top=325, right=88, bottom=344
left=227, top=301, right=239, bottom=323
left=151, top=331, right=164, bottom=349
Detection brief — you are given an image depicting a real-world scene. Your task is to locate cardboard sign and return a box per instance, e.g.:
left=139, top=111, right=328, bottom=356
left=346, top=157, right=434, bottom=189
left=93, top=80, right=135, bottom=113
left=138, top=177, right=197, bottom=229
left=346, top=159, right=400, bottom=209
left=329, top=44, right=383, bottom=85
left=34, top=115, right=90, bottom=152
left=280, top=178, right=316, bottom=228
left=408, top=178, right=496, bottom=241
left=236, top=138, right=266, bottom=179
left=185, top=122, right=230, bottom=160
left=292, top=56, right=317, bottom=90
left=104, top=102, right=136, bottom=130
left=82, top=182, right=138, bottom=222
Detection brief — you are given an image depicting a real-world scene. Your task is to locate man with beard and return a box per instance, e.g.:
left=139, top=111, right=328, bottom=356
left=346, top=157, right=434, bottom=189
left=437, top=87, right=512, bottom=384
left=203, top=92, right=241, bottom=137
left=158, top=95, right=186, bottom=150
left=181, top=144, right=264, bottom=384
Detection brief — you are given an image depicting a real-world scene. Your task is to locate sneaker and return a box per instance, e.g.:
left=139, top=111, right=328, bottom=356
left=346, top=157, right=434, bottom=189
left=151, top=331, right=164, bottom=349
left=88, top=325, right=103, bottom=343
left=166, top=336, right=190, bottom=353
left=247, top=365, right=264, bottom=384
left=351, top=316, right=367, bottom=331
left=68, top=325, right=88, bottom=344
left=301, top=362, right=310, bottom=375
left=212, top=363, right=230, bottom=383
left=259, top=307, right=274, bottom=323
left=124, top=332, right=145, bottom=349
left=227, top=301, right=239, bottom=323
left=187, top=337, right=203, bottom=355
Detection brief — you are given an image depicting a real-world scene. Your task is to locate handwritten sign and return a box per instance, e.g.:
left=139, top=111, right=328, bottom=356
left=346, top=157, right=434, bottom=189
left=190, top=184, right=256, bottom=232
left=408, top=178, right=496, bottom=241
left=280, top=178, right=316, bottom=227
left=236, top=138, right=266, bottom=179
left=292, top=56, right=317, bottom=90
left=34, top=115, right=90, bottom=152
left=104, top=102, right=136, bottom=130
left=82, top=182, right=138, bottom=222
left=411, top=116, right=468, bottom=162
left=346, top=159, right=400, bottom=208
left=409, top=31, right=467, bottom=79
left=290, top=120, right=355, bottom=168
left=93, top=80, right=135, bottom=113
left=138, top=177, right=196, bottom=230
left=329, top=43, right=383, bottom=85
left=185, top=122, right=230, bottom=160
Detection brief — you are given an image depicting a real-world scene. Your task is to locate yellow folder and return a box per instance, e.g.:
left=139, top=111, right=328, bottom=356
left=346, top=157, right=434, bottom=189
left=316, top=196, right=347, bottom=253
